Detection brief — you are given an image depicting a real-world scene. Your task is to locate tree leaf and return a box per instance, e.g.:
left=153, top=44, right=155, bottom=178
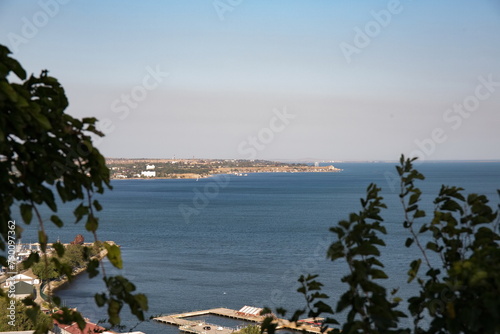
left=414, top=210, right=426, bottom=218
left=426, top=242, right=439, bottom=252
left=105, top=243, right=123, bottom=269
left=405, top=237, right=414, bottom=247
left=93, top=199, right=103, bottom=211
left=50, top=215, right=64, bottom=228
left=95, top=293, right=107, bottom=307
left=73, top=203, right=88, bottom=223
left=38, top=231, right=48, bottom=252
left=53, top=242, right=65, bottom=257
left=407, top=259, right=422, bottom=283
left=32, top=111, right=52, bottom=130
left=20, top=204, right=33, bottom=224
left=370, top=269, right=389, bottom=279
left=86, top=259, right=100, bottom=278
left=0, top=81, right=18, bottom=101
left=22, top=252, right=40, bottom=269
left=85, top=215, right=98, bottom=232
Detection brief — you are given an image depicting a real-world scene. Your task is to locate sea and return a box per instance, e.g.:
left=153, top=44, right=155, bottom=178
left=11, top=162, right=500, bottom=333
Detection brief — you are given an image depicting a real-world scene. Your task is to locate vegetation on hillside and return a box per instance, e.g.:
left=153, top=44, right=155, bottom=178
left=234, top=324, right=262, bottom=334
left=31, top=242, right=103, bottom=281
left=0, top=298, right=52, bottom=331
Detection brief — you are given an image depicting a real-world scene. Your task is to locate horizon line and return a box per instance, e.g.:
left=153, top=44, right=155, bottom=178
left=104, top=157, right=500, bottom=163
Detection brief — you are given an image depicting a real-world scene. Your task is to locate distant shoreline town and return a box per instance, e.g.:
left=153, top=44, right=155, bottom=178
left=106, top=158, right=342, bottom=180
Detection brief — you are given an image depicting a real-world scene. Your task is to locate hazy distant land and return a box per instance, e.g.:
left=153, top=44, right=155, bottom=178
left=106, top=158, right=341, bottom=179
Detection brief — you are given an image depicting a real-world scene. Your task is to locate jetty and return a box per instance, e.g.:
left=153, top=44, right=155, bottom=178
left=154, top=306, right=325, bottom=334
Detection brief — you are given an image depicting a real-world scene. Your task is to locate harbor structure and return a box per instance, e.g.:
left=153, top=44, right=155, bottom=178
left=154, top=306, right=326, bottom=334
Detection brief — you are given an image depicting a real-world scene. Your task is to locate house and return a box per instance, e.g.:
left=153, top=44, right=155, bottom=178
left=11, top=281, right=35, bottom=299
left=140, top=171, right=156, bottom=177
left=4, top=273, right=39, bottom=287
left=70, top=234, right=85, bottom=245
left=52, top=315, right=146, bottom=334
left=145, top=164, right=155, bottom=170
left=52, top=318, right=108, bottom=334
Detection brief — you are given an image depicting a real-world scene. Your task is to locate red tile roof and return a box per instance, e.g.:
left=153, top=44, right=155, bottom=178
left=53, top=318, right=107, bottom=334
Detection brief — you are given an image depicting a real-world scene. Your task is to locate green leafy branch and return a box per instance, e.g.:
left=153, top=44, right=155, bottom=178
left=398, top=155, right=500, bottom=334
left=0, top=44, right=148, bottom=332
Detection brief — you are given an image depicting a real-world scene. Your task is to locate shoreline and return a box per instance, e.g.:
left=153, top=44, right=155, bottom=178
left=111, top=168, right=342, bottom=181
left=42, top=242, right=113, bottom=295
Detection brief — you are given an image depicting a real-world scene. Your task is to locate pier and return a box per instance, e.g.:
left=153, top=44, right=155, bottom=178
left=154, top=307, right=325, bottom=334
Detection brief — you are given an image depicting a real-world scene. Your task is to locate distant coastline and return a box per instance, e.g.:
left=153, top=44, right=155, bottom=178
left=106, top=158, right=342, bottom=180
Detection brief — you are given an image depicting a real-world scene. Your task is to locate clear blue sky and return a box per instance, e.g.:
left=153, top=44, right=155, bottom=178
left=1, top=1, right=499, bottom=161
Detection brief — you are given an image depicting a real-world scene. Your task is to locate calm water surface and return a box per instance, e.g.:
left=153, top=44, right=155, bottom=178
left=16, top=162, right=500, bottom=333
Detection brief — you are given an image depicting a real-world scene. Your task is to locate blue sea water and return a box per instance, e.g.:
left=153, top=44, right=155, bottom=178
left=13, top=162, right=500, bottom=333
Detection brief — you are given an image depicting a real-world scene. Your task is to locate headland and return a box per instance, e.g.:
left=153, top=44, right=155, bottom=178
left=107, top=158, right=341, bottom=179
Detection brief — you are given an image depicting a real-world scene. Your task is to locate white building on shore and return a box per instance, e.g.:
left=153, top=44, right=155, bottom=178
left=141, top=170, right=156, bottom=177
